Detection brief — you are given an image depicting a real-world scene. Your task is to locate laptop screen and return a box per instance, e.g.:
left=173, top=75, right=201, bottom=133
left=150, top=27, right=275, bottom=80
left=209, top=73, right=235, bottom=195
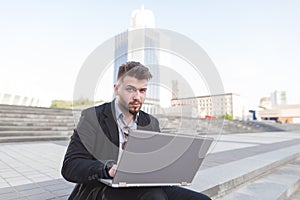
left=106, top=130, right=213, bottom=187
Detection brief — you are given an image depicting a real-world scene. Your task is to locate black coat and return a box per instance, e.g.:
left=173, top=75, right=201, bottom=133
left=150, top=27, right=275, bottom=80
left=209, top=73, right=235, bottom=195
left=61, top=101, right=160, bottom=200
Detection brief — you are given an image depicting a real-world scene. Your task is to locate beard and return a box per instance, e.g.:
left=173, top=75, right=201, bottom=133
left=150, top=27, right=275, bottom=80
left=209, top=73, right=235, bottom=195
left=118, top=97, right=142, bottom=117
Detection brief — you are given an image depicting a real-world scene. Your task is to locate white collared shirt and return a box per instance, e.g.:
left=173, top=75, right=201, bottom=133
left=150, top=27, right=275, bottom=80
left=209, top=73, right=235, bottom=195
left=114, top=100, right=138, bottom=162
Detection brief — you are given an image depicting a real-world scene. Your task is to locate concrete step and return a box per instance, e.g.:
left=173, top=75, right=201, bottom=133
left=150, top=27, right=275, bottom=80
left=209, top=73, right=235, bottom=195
left=215, top=157, right=300, bottom=200
left=0, top=130, right=72, bottom=137
left=0, top=105, right=77, bottom=143
left=0, top=126, right=74, bottom=131
left=0, top=104, right=76, bottom=113
left=0, top=110, right=74, bottom=116
left=0, top=108, right=74, bottom=116
left=261, top=121, right=300, bottom=132
left=289, top=186, right=300, bottom=200
left=0, top=121, right=75, bottom=126
left=0, top=135, right=70, bottom=143
left=160, top=118, right=284, bottom=134
left=187, top=144, right=300, bottom=199
left=0, top=117, right=75, bottom=123
left=0, top=113, right=75, bottom=119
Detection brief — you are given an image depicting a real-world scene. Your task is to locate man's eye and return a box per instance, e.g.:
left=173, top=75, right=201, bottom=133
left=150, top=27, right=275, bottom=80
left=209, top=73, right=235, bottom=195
left=126, top=88, right=135, bottom=93
left=140, top=89, right=147, bottom=93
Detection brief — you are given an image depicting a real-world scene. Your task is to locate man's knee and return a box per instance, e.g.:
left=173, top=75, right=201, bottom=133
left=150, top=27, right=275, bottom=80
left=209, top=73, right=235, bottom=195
left=139, top=188, right=167, bottom=200
left=163, top=186, right=211, bottom=200
left=191, top=192, right=212, bottom=200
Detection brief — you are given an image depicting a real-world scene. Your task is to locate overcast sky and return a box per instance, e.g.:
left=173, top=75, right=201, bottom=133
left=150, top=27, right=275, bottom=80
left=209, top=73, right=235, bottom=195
left=1, top=0, right=299, bottom=108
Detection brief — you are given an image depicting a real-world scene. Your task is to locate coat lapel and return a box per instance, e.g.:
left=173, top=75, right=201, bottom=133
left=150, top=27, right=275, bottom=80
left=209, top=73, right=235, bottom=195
left=137, top=111, right=151, bottom=130
left=101, top=101, right=119, bottom=146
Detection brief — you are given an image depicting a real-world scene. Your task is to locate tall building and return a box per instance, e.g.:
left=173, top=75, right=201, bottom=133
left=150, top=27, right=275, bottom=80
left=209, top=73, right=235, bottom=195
left=129, top=5, right=155, bottom=29
left=114, top=6, right=160, bottom=114
left=271, top=90, right=287, bottom=105
left=114, top=31, right=129, bottom=82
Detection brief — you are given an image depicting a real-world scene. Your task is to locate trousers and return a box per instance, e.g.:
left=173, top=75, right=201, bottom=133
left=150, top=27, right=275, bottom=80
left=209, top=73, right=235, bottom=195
left=100, top=186, right=211, bottom=200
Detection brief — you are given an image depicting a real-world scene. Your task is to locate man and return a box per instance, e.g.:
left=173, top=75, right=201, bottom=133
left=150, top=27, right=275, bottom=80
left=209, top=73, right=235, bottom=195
left=61, top=61, right=211, bottom=200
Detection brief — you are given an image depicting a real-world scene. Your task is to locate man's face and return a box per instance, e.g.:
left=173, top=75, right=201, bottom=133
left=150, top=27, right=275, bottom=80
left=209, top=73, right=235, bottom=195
left=114, top=76, right=148, bottom=116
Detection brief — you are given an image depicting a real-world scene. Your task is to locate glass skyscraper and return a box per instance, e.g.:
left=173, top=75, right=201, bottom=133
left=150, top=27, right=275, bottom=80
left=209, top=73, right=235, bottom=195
left=113, top=6, right=160, bottom=114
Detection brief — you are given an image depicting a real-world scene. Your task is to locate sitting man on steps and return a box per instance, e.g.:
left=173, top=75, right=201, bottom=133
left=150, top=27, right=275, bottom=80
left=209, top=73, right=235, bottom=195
left=61, top=61, right=212, bottom=200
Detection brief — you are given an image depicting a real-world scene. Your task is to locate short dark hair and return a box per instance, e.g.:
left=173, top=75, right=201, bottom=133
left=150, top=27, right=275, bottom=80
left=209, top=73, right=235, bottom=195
left=117, top=61, right=152, bottom=82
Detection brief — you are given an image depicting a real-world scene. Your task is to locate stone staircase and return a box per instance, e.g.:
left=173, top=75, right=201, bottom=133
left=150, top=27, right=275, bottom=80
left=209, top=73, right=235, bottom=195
left=261, top=121, right=300, bottom=132
left=187, top=132, right=300, bottom=200
left=0, top=104, right=78, bottom=143
left=157, top=116, right=286, bottom=134
left=215, top=156, right=300, bottom=200
left=221, top=119, right=286, bottom=133
left=0, top=104, right=294, bottom=143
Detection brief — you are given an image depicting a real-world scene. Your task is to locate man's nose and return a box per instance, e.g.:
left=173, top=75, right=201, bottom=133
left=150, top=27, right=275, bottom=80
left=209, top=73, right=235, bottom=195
left=132, top=90, right=141, bottom=99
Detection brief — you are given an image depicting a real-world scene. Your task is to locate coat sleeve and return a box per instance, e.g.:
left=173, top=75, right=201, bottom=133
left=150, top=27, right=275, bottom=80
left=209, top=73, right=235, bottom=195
left=61, top=108, right=114, bottom=184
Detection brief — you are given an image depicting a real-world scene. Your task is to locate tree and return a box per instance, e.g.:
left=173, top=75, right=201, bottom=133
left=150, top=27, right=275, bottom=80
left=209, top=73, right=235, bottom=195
left=221, top=113, right=233, bottom=120
left=51, top=98, right=105, bottom=109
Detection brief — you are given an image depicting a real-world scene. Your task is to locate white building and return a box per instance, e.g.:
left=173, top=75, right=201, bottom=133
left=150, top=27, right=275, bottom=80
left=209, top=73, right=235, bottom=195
left=171, top=93, right=249, bottom=120
left=271, top=90, right=287, bottom=105
left=257, top=104, right=300, bottom=123
left=0, top=93, right=50, bottom=107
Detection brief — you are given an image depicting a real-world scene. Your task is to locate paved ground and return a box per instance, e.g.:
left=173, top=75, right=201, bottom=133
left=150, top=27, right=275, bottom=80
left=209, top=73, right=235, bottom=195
left=1, top=131, right=300, bottom=199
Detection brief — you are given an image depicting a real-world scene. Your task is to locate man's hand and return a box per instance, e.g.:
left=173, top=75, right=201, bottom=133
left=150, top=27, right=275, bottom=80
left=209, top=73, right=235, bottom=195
left=108, top=164, right=117, bottom=178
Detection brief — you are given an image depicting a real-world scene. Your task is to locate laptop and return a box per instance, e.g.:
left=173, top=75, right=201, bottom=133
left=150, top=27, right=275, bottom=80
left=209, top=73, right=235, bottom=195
left=100, top=130, right=213, bottom=187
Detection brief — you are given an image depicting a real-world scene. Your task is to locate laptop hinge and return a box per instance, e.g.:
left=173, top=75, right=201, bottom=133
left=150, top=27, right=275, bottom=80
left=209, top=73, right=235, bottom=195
left=119, top=182, right=127, bottom=186
left=181, top=182, right=188, bottom=186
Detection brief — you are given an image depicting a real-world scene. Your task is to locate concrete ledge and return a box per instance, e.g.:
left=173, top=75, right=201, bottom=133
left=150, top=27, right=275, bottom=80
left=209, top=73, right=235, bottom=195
left=0, top=130, right=72, bottom=136
left=215, top=158, right=300, bottom=200
left=0, top=135, right=70, bottom=143
left=187, top=144, right=300, bottom=198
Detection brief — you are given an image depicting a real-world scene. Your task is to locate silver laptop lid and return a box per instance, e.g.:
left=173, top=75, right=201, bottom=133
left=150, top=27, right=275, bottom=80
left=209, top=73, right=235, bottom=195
left=110, top=130, right=213, bottom=187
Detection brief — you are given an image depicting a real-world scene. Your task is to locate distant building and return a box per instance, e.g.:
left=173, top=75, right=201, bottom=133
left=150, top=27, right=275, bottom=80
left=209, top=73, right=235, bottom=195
left=172, top=80, right=179, bottom=99
left=171, top=93, right=248, bottom=120
left=0, top=93, right=50, bottom=107
left=256, top=91, right=300, bottom=123
left=113, top=5, right=160, bottom=114
left=271, top=90, right=287, bottom=105
left=259, top=97, right=272, bottom=109
left=257, top=104, right=300, bottom=123
left=129, top=5, right=155, bottom=29
left=114, top=31, right=129, bottom=81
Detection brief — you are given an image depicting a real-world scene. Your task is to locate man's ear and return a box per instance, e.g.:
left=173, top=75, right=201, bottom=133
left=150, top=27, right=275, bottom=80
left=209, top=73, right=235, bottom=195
left=113, top=84, right=118, bottom=96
